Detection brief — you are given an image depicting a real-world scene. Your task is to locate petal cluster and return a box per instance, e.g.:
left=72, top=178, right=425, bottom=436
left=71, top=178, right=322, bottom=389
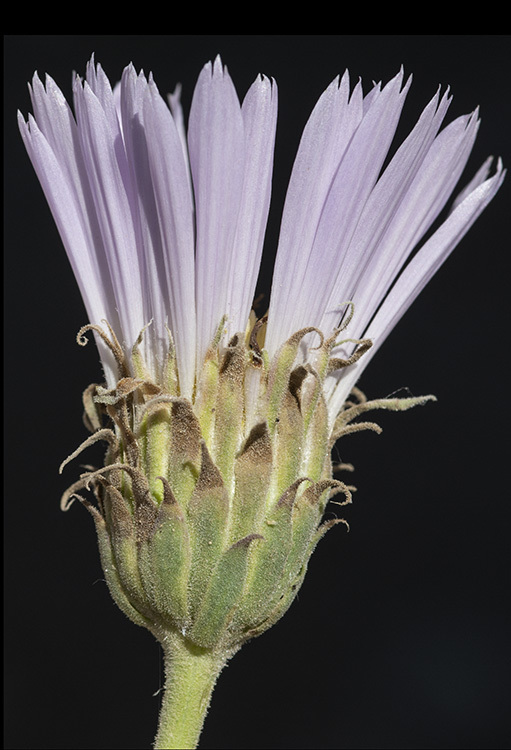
left=19, top=56, right=504, bottom=421
left=264, top=69, right=504, bottom=418
left=18, top=56, right=277, bottom=399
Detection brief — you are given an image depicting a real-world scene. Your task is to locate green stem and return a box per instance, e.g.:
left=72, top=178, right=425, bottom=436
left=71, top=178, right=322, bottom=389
left=154, top=634, right=228, bottom=750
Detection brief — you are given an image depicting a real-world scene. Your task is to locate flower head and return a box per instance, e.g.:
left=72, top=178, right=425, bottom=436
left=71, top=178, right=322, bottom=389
left=18, top=55, right=504, bottom=749
left=19, top=57, right=504, bottom=414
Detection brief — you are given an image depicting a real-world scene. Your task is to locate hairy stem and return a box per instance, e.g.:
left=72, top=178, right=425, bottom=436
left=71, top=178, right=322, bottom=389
left=154, top=634, right=229, bottom=750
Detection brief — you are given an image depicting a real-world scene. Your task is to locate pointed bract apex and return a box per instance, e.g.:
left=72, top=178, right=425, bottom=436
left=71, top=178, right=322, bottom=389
left=229, top=533, right=264, bottom=550
left=69, top=492, right=104, bottom=524
left=219, top=333, right=246, bottom=378
left=156, top=476, right=178, bottom=506
left=197, top=440, right=225, bottom=491
left=169, top=398, right=202, bottom=464
left=98, top=479, right=135, bottom=539
left=238, top=422, right=272, bottom=464
left=76, top=322, right=128, bottom=379
left=322, top=480, right=353, bottom=507
left=277, top=478, right=312, bottom=508
left=82, top=383, right=104, bottom=433
left=58, top=428, right=118, bottom=474
left=314, top=517, right=350, bottom=544
left=328, top=338, right=373, bottom=372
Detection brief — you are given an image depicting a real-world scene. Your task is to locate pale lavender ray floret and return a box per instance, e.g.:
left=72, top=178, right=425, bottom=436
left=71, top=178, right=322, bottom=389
left=18, top=55, right=277, bottom=399
left=18, top=56, right=505, bottom=416
left=188, top=57, right=277, bottom=368
left=264, top=68, right=412, bottom=355
left=263, top=68, right=504, bottom=419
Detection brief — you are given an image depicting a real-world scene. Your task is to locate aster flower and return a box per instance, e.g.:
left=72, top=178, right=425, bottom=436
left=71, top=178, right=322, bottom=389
left=18, top=55, right=504, bottom=750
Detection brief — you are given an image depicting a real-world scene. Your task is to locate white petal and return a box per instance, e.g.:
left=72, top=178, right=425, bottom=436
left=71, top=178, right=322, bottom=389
left=29, top=73, right=115, bottom=306
left=143, top=80, right=197, bottom=398
left=265, top=71, right=363, bottom=355
left=118, top=65, right=169, bottom=378
left=188, top=57, right=246, bottom=365
left=266, top=70, right=411, bottom=355
left=73, top=79, right=146, bottom=351
left=18, top=111, right=120, bottom=383
left=325, top=108, right=480, bottom=344
left=224, top=73, right=278, bottom=340
left=327, top=159, right=506, bottom=414
left=168, top=83, right=192, bottom=178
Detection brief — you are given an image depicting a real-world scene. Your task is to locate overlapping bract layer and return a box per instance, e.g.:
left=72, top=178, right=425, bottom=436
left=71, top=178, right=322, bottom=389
left=60, top=324, right=359, bottom=649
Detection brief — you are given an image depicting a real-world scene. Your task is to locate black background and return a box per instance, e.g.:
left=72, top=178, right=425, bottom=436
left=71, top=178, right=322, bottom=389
left=4, top=35, right=511, bottom=750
